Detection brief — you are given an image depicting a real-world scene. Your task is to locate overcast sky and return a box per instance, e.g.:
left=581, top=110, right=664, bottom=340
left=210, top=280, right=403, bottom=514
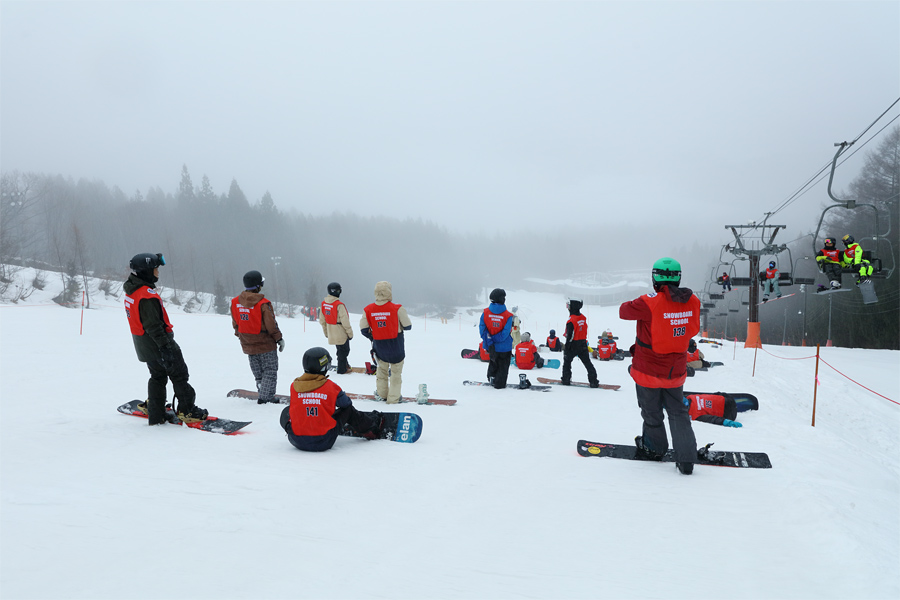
left=2, top=1, right=898, bottom=248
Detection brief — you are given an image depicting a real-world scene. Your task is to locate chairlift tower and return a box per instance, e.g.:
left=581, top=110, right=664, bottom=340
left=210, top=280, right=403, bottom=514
left=724, top=215, right=787, bottom=347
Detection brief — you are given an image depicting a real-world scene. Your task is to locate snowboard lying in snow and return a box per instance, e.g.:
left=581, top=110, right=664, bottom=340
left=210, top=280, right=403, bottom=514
left=342, top=412, right=423, bottom=443
left=462, top=380, right=552, bottom=392
left=576, top=440, right=772, bottom=468
left=117, top=400, right=251, bottom=435
left=536, top=377, right=620, bottom=391
left=227, top=388, right=456, bottom=406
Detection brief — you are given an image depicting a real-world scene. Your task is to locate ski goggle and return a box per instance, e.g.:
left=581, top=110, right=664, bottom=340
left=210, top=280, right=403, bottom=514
left=156, top=253, right=166, bottom=267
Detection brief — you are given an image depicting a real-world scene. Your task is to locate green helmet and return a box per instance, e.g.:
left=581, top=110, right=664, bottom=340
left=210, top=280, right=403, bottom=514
left=652, top=257, right=682, bottom=285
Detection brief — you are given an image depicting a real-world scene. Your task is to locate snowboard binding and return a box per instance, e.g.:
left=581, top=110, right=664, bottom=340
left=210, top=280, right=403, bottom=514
left=416, top=383, right=430, bottom=405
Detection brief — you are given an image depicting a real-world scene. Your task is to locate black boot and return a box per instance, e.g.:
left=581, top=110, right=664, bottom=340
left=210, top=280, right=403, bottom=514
left=634, top=436, right=663, bottom=461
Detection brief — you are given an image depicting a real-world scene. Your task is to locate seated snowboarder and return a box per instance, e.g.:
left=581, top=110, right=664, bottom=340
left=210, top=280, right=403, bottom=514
left=684, top=392, right=758, bottom=427
left=514, top=332, right=545, bottom=370
left=280, top=347, right=384, bottom=452
left=686, top=339, right=711, bottom=369
left=544, top=329, right=563, bottom=352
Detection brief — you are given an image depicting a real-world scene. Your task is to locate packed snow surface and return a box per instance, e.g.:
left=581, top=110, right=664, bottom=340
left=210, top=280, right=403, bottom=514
left=1, top=269, right=898, bottom=599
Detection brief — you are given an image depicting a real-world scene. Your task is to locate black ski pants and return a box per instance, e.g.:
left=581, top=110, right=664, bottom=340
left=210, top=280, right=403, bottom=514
left=335, top=340, right=351, bottom=374
left=562, top=341, right=598, bottom=385
left=486, top=348, right=512, bottom=388
left=635, top=383, right=697, bottom=463
left=146, top=355, right=196, bottom=419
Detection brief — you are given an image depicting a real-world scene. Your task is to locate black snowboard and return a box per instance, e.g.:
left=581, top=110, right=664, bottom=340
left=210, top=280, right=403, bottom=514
left=461, top=348, right=481, bottom=359
left=576, top=440, right=772, bottom=468
left=462, top=380, right=552, bottom=392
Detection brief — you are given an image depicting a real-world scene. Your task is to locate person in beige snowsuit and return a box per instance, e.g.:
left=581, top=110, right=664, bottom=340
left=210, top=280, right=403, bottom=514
left=359, top=281, right=412, bottom=404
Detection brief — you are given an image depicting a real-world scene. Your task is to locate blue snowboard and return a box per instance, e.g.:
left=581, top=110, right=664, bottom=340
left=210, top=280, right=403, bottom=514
left=341, top=412, right=423, bottom=443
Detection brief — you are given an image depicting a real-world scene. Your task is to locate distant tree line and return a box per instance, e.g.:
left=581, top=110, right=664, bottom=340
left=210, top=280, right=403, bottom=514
left=1, top=164, right=655, bottom=315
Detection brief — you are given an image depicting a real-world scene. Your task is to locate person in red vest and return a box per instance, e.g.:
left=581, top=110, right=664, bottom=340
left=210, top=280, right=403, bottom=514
left=761, top=260, right=781, bottom=301
left=231, top=270, right=284, bottom=405
left=719, top=272, right=732, bottom=292
left=479, top=288, right=514, bottom=388
left=619, top=257, right=700, bottom=475
left=280, top=347, right=384, bottom=451
left=815, top=237, right=843, bottom=289
left=683, top=392, right=757, bottom=427
left=561, top=298, right=599, bottom=387
left=319, top=282, right=354, bottom=374
left=360, top=281, right=412, bottom=404
left=124, top=252, right=207, bottom=425
left=544, top=329, right=563, bottom=352
left=514, top=332, right=545, bottom=370
left=685, top=339, right=709, bottom=369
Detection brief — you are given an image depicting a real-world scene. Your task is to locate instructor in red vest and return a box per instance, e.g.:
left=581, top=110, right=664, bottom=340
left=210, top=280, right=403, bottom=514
left=319, top=282, right=354, bottom=374
left=231, top=270, right=284, bottom=404
left=360, top=281, right=412, bottom=404
left=619, top=257, right=700, bottom=475
left=124, top=252, right=207, bottom=425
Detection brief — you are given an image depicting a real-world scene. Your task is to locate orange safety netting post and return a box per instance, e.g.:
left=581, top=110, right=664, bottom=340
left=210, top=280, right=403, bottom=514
left=744, top=322, right=762, bottom=348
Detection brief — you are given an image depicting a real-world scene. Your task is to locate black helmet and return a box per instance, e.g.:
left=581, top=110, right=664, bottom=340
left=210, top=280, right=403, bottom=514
left=243, top=270, right=264, bottom=290
left=769, top=261, right=776, bottom=269
left=688, top=339, right=697, bottom=352
left=302, top=347, right=332, bottom=375
left=842, top=234, right=854, bottom=246
left=567, top=298, right=583, bottom=312
left=824, top=237, right=836, bottom=247
left=327, top=282, right=342, bottom=297
left=549, top=329, right=556, bottom=336
left=489, top=288, right=506, bottom=304
left=130, top=252, right=165, bottom=274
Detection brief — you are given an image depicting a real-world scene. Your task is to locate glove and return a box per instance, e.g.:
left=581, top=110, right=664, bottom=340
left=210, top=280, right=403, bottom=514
left=159, top=343, right=176, bottom=367
left=159, top=343, right=188, bottom=378
left=722, top=419, right=742, bottom=428
left=277, top=338, right=285, bottom=352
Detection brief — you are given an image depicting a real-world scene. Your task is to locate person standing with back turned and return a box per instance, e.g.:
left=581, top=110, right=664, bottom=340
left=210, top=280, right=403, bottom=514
left=479, top=288, right=514, bottom=389
left=231, top=270, right=284, bottom=404
left=360, top=281, right=412, bottom=404
left=619, top=257, right=700, bottom=475
left=319, top=282, right=353, bottom=374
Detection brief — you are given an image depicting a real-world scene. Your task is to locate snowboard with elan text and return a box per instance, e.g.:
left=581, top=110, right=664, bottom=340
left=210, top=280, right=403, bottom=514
left=342, top=412, right=423, bottom=443
left=576, top=440, right=771, bottom=468
left=117, top=400, right=251, bottom=435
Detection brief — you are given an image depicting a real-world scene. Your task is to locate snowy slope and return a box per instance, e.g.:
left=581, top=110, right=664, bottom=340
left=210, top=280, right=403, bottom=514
left=1, top=268, right=897, bottom=600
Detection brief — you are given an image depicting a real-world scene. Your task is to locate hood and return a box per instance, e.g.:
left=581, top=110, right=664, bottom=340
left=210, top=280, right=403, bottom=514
left=488, top=302, right=508, bottom=314
left=238, top=289, right=265, bottom=308
left=374, top=281, right=393, bottom=304
left=292, top=373, right=328, bottom=394
left=660, top=284, right=695, bottom=304
left=123, top=273, right=155, bottom=295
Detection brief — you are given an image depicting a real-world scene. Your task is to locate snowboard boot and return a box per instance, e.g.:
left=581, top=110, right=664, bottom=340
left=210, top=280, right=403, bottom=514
left=634, top=436, right=663, bottom=461
left=676, top=462, right=694, bottom=475
left=373, top=391, right=387, bottom=403
left=361, top=411, right=384, bottom=440
left=177, top=404, right=209, bottom=423
left=589, top=381, right=600, bottom=389
left=518, top=374, right=531, bottom=389
left=141, top=399, right=169, bottom=425
left=830, top=281, right=842, bottom=289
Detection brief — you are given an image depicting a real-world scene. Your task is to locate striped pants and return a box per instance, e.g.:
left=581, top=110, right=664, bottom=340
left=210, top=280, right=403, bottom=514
left=248, top=350, right=279, bottom=402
